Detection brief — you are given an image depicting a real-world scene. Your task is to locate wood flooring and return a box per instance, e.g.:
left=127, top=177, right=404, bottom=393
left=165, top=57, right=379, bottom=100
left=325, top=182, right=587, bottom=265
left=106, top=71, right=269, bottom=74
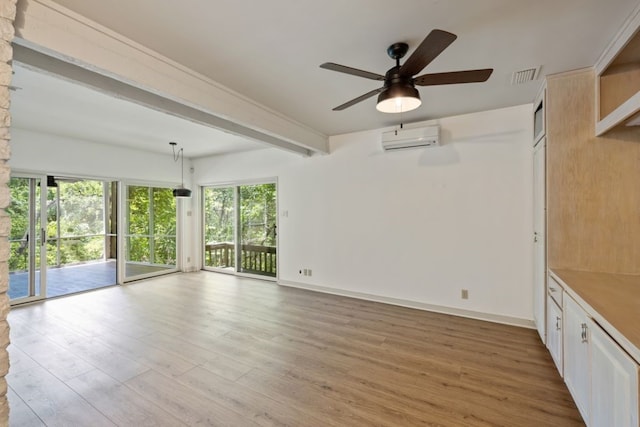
left=7, top=272, right=584, bottom=426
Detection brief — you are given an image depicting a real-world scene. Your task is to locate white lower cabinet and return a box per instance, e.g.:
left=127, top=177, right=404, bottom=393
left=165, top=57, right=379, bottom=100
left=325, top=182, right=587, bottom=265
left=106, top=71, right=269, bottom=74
left=590, top=319, right=639, bottom=427
left=564, top=294, right=592, bottom=422
left=546, top=294, right=563, bottom=375
left=562, top=292, right=640, bottom=427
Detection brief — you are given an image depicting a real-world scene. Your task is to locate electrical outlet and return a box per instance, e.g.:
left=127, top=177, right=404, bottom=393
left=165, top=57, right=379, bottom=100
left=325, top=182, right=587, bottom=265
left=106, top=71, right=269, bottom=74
left=303, top=268, right=309, bottom=276
left=308, top=269, right=312, bottom=276
left=461, top=289, right=469, bottom=300
left=187, top=257, right=191, bottom=263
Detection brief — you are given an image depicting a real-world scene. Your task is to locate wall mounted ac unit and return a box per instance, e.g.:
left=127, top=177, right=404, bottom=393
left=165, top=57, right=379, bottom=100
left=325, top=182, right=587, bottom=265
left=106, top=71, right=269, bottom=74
left=381, top=125, right=440, bottom=151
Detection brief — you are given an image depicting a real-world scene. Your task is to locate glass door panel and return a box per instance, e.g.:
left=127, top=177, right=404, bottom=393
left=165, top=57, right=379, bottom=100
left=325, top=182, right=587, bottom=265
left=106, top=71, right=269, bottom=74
left=8, top=177, right=45, bottom=302
left=152, top=187, right=177, bottom=266
left=125, top=185, right=177, bottom=280
left=203, top=187, right=235, bottom=271
left=238, top=183, right=277, bottom=277
left=46, top=179, right=116, bottom=297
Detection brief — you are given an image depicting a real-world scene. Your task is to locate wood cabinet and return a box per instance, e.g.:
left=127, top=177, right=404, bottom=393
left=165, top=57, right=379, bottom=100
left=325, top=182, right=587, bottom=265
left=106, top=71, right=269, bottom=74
left=546, top=293, right=563, bottom=375
left=596, top=5, right=640, bottom=135
left=590, top=320, right=639, bottom=427
left=534, top=84, right=546, bottom=144
left=563, top=294, right=591, bottom=423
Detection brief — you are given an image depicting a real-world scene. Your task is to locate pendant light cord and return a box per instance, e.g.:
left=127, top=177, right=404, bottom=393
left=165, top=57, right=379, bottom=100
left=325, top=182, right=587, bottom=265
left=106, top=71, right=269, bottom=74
left=170, top=142, right=185, bottom=187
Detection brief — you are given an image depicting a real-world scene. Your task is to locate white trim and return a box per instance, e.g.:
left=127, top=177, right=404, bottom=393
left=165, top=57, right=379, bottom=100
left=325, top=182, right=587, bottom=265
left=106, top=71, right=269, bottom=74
left=595, top=2, right=640, bottom=76
left=278, top=280, right=535, bottom=329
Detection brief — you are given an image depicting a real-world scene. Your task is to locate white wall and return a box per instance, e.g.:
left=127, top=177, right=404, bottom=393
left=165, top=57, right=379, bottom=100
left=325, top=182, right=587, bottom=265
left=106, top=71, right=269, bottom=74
left=194, top=104, right=534, bottom=324
left=9, top=127, right=192, bottom=186
left=9, top=127, right=196, bottom=270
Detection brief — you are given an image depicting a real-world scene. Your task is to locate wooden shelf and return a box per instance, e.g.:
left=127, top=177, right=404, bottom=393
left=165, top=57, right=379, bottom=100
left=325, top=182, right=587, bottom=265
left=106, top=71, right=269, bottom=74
left=595, top=3, right=640, bottom=135
left=596, top=89, right=640, bottom=135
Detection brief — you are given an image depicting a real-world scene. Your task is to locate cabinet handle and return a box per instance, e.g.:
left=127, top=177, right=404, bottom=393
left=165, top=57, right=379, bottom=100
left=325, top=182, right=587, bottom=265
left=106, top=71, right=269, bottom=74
left=556, top=316, right=561, bottom=331
left=580, top=323, right=588, bottom=343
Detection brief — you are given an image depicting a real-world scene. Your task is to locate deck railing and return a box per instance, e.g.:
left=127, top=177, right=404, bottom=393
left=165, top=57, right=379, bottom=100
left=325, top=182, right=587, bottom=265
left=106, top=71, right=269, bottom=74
left=205, top=242, right=276, bottom=277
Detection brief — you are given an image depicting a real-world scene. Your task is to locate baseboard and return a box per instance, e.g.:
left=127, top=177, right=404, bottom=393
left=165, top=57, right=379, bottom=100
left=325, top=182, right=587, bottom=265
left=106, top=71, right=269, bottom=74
left=278, top=280, right=535, bottom=329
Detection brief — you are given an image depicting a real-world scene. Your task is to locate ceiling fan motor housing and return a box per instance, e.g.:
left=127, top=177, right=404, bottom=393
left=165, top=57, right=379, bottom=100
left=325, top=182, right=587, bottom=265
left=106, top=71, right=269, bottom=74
left=378, top=66, right=420, bottom=104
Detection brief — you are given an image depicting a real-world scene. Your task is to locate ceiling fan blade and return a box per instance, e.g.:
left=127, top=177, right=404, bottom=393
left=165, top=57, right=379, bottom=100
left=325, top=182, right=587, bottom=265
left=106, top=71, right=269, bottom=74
left=399, top=29, right=457, bottom=77
left=414, top=69, right=494, bottom=86
left=320, top=63, right=385, bottom=80
left=332, top=87, right=385, bottom=111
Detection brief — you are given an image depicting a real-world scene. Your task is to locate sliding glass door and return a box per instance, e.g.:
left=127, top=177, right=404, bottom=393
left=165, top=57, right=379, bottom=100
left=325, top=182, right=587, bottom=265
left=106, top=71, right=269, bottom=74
left=47, top=178, right=116, bottom=297
left=8, top=175, right=117, bottom=303
left=203, top=182, right=277, bottom=279
left=124, top=185, right=177, bottom=280
left=8, top=177, right=45, bottom=302
left=238, top=184, right=277, bottom=277
left=203, top=187, right=235, bottom=271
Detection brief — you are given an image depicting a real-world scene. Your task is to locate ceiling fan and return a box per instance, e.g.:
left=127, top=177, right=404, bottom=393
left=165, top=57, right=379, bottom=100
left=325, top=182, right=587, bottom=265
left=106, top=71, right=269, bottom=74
left=320, top=29, right=493, bottom=113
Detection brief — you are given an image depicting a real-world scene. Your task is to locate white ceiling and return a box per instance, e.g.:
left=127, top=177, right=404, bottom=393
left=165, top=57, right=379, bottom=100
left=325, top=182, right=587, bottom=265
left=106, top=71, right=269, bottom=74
left=9, top=65, right=267, bottom=158
left=11, top=0, right=640, bottom=156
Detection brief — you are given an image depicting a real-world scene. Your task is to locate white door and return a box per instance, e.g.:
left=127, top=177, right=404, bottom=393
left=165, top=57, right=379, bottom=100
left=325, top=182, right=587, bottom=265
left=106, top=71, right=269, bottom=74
left=564, top=295, right=591, bottom=423
left=533, top=139, right=546, bottom=342
left=590, top=320, right=639, bottom=427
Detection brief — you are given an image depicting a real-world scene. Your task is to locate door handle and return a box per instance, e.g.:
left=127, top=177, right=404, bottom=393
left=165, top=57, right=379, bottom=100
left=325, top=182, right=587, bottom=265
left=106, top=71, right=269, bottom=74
left=41, top=228, right=46, bottom=246
left=580, top=323, right=588, bottom=343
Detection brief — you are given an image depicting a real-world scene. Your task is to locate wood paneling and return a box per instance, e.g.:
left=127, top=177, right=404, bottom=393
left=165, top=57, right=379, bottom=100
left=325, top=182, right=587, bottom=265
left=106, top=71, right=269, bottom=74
left=7, top=272, right=583, bottom=426
left=547, top=68, right=640, bottom=274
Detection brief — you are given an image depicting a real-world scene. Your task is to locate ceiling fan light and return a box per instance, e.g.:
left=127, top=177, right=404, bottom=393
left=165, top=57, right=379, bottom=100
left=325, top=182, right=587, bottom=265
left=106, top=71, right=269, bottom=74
left=376, top=85, right=421, bottom=113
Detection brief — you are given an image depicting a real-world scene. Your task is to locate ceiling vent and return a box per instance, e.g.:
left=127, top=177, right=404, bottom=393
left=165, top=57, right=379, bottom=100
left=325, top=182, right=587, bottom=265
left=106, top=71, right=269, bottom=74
left=511, top=67, right=541, bottom=85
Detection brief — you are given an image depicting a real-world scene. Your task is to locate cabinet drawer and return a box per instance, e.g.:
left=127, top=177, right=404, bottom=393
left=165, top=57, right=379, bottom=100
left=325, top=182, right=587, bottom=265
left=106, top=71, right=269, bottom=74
left=548, top=276, right=563, bottom=307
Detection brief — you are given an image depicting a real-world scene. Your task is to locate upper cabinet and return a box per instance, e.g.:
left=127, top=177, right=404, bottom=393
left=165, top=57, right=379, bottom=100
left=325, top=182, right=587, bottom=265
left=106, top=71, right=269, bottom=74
left=533, top=83, right=546, bottom=145
left=596, top=4, right=640, bottom=135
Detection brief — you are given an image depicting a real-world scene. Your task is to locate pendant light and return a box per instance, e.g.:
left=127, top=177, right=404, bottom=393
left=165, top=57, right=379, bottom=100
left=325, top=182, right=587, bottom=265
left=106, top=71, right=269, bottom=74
left=169, top=142, right=192, bottom=198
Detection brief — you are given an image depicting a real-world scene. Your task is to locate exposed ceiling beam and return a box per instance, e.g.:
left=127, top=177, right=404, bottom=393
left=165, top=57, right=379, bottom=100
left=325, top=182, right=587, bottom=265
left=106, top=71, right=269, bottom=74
left=12, top=44, right=313, bottom=157
left=13, top=0, right=328, bottom=155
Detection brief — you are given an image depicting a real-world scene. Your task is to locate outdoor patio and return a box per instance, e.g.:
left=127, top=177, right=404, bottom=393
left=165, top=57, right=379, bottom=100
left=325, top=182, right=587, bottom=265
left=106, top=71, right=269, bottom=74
left=8, top=261, right=172, bottom=300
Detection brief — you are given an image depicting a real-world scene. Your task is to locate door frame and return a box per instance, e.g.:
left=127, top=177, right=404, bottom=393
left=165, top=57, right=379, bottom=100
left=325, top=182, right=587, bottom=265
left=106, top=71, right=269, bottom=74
left=533, top=138, right=547, bottom=343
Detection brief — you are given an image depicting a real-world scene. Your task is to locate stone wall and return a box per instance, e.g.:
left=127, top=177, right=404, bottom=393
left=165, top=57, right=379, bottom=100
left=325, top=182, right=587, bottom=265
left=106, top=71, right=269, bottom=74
left=0, top=0, right=15, bottom=425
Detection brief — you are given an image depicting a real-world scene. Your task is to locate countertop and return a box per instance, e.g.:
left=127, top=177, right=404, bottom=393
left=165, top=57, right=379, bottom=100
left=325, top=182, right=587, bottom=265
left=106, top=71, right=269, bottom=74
left=550, top=269, right=640, bottom=364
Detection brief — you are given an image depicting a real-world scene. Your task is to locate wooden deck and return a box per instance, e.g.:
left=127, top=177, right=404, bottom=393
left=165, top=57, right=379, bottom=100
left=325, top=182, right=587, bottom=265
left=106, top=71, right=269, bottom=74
left=7, top=272, right=583, bottom=426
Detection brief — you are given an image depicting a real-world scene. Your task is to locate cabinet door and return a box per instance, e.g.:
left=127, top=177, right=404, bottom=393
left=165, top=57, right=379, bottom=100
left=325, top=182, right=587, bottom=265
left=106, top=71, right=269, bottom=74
left=564, top=295, right=591, bottom=423
left=590, top=320, right=639, bottom=427
left=546, top=295, right=563, bottom=375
